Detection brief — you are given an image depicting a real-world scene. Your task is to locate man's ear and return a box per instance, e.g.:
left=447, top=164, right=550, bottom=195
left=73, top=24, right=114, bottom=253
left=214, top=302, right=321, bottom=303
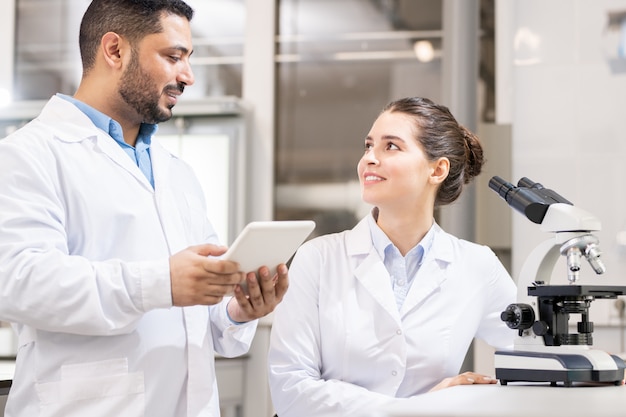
left=100, top=32, right=125, bottom=69
left=429, top=157, right=450, bottom=185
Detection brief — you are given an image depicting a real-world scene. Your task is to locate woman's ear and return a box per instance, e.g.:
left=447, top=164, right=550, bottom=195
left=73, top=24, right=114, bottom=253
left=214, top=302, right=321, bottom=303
left=429, top=157, right=450, bottom=185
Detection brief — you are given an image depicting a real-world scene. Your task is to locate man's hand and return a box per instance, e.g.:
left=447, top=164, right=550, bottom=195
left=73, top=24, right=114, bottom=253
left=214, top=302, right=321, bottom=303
left=226, top=263, right=289, bottom=323
left=429, top=371, right=498, bottom=392
left=169, top=244, right=245, bottom=306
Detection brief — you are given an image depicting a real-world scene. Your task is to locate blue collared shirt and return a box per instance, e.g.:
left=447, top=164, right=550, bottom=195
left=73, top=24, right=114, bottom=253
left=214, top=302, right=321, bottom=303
left=58, top=94, right=158, bottom=188
left=368, top=210, right=435, bottom=311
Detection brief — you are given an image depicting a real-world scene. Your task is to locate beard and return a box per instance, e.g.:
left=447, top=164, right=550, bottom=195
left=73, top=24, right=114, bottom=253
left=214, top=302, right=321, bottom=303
left=118, top=51, right=184, bottom=124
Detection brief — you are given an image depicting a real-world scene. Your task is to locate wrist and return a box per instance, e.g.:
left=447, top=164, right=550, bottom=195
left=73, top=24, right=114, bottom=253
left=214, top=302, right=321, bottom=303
left=226, top=298, right=248, bottom=325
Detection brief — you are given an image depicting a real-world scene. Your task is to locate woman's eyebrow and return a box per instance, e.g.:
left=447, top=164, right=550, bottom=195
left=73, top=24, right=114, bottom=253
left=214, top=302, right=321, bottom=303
left=381, top=135, right=406, bottom=142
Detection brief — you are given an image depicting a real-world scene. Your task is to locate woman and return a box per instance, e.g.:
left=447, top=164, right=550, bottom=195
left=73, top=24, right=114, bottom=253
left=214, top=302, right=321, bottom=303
left=268, top=97, right=517, bottom=417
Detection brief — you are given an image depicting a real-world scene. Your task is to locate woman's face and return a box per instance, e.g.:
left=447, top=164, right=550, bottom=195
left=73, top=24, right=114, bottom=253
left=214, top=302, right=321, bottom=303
left=357, top=110, right=441, bottom=212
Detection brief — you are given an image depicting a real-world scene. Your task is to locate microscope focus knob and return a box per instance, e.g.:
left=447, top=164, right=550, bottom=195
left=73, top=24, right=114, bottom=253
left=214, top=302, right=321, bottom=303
left=500, top=304, right=535, bottom=330
left=532, top=321, right=549, bottom=336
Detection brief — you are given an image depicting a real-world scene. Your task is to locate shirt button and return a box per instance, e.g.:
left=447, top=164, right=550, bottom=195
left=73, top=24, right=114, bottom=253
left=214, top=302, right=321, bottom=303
left=397, top=279, right=406, bottom=286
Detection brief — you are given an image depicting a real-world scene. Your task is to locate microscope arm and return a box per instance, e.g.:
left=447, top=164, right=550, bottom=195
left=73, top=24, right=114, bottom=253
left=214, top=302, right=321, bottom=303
left=515, top=203, right=604, bottom=301
left=516, top=238, right=561, bottom=303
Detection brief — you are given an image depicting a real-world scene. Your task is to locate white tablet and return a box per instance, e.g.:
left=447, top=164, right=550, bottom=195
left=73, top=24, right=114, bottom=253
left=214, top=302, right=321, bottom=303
left=222, top=220, right=316, bottom=277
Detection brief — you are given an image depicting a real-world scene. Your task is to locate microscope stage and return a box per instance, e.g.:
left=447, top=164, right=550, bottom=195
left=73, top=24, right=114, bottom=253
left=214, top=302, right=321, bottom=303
left=527, top=285, right=626, bottom=299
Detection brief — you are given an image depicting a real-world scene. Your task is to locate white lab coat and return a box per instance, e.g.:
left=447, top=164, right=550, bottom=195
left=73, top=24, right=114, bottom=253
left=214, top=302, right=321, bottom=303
left=268, top=215, right=516, bottom=417
left=0, top=96, right=257, bottom=417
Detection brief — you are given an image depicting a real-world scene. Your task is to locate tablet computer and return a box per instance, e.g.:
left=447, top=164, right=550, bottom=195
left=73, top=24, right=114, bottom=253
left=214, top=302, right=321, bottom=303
left=222, top=220, right=316, bottom=277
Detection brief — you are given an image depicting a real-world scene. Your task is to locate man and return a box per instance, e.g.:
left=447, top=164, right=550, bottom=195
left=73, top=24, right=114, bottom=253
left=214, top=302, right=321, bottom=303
left=0, top=1, right=287, bottom=416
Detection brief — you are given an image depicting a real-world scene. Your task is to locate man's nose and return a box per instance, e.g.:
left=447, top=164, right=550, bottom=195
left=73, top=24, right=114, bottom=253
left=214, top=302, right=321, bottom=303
left=179, top=62, right=195, bottom=87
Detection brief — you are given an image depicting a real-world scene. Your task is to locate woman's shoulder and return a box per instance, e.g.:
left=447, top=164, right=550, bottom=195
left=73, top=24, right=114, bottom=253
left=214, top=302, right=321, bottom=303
left=299, top=229, right=352, bottom=252
left=434, top=224, right=497, bottom=259
left=433, top=227, right=511, bottom=284
left=293, top=220, right=373, bottom=266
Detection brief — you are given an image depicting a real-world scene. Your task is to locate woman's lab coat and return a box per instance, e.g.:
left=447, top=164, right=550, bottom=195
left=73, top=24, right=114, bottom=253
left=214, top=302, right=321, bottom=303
left=0, top=96, right=257, bottom=417
left=268, top=215, right=516, bottom=417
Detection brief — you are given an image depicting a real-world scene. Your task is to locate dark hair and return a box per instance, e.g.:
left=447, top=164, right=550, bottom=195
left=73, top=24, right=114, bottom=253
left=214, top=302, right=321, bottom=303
left=79, top=0, right=194, bottom=73
left=382, top=97, right=484, bottom=206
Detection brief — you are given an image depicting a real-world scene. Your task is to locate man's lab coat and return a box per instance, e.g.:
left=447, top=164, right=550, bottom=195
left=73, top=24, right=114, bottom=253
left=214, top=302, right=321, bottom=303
left=268, top=216, right=516, bottom=417
left=0, top=95, right=257, bottom=417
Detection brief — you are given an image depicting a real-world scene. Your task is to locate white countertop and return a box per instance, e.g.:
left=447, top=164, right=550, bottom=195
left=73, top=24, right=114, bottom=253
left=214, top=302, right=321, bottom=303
left=381, top=383, right=626, bottom=417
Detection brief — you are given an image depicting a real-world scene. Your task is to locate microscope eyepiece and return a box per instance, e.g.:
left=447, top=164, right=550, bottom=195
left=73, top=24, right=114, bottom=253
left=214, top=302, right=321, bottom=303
left=489, top=176, right=573, bottom=224
left=488, top=176, right=516, bottom=201
left=518, top=177, right=572, bottom=205
left=517, top=177, right=546, bottom=190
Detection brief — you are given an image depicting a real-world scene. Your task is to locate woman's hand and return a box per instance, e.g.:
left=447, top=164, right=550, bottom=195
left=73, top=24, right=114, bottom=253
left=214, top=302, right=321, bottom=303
left=429, top=371, right=498, bottom=392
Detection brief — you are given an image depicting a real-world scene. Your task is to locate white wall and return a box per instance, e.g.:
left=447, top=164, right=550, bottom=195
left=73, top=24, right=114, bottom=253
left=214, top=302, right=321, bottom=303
left=502, top=0, right=626, bottom=348
left=0, top=0, right=15, bottom=104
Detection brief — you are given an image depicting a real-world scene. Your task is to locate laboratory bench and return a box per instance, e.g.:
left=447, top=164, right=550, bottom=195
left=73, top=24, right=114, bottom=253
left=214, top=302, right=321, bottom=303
left=381, top=383, right=626, bottom=417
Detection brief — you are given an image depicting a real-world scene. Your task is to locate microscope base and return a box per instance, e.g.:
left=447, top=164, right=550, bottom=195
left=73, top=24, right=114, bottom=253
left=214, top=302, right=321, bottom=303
left=494, top=349, right=626, bottom=387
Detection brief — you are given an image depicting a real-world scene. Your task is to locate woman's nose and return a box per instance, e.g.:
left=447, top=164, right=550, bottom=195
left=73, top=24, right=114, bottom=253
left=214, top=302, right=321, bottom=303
left=363, top=149, right=379, bottom=164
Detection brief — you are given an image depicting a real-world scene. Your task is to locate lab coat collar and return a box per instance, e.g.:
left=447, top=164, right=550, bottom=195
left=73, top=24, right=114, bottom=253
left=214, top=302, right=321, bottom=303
left=345, top=214, right=455, bottom=264
left=344, top=217, right=396, bottom=318
left=424, top=222, right=455, bottom=264
left=345, top=216, right=455, bottom=318
left=400, top=223, right=454, bottom=316
left=38, top=96, right=155, bottom=192
left=150, top=141, right=189, bottom=255
left=345, top=216, right=375, bottom=257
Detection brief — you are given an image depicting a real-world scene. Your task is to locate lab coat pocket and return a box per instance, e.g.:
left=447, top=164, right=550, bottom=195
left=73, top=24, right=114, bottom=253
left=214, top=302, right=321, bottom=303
left=35, top=358, right=145, bottom=417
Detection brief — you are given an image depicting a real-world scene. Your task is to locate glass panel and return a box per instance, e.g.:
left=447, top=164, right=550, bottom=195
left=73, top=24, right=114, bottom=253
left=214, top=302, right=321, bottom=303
left=181, top=0, right=246, bottom=99
left=13, top=0, right=245, bottom=101
left=158, top=132, right=232, bottom=243
left=157, top=113, right=247, bottom=245
left=275, top=0, right=443, bottom=232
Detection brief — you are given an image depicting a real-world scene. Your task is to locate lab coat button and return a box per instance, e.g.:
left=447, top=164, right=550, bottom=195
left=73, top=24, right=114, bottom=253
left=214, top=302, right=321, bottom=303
left=396, top=329, right=402, bottom=335
left=391, top=370, right=398, bottom=376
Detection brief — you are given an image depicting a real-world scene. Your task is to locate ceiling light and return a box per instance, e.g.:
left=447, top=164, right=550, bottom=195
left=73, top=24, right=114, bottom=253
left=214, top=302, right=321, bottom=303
left=413, top=40, right=434, bottom=62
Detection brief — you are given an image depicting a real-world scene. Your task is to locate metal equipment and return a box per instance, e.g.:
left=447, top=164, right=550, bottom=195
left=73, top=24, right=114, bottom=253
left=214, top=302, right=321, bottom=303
left=489, top=176, right=626, bottom=387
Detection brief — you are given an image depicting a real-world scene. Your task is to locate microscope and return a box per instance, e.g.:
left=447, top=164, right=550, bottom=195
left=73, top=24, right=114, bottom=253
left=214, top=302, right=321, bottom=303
left=489, top=176, right=626, bottom=386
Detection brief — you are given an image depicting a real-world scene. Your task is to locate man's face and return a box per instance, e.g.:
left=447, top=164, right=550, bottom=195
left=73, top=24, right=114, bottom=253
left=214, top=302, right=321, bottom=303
left=118, top=13, right=194, bottom=124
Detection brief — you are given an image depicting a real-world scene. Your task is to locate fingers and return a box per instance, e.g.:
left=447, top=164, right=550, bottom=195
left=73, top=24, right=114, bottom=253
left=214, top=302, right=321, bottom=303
left=233, top=269, right=274, bottom=313
left=273, top=264, right=289, bottom=300
left=192, top=243, right=229, bottom=258
left=170, top=246, right=245, bottom=307
left=429, top=372, right=497, bottom=393
left=227, top=264, right=290, bottom=323
left=172, top=272, right=240, bottom=307
left=248, top=264, right=289, bottom=306
left=459, top=372, right=497, bottom=385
